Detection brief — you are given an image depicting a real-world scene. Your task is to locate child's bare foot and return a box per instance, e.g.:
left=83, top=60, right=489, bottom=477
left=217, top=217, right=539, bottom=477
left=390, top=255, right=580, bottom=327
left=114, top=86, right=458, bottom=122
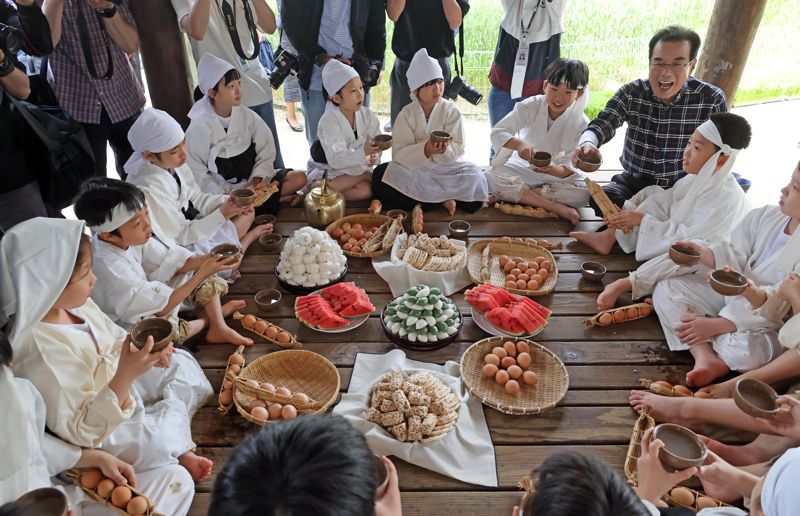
left=221, top=300, right=246, bottom=317
left=699, top=475, right=741, bottom=503
left=488, top=194, right=500, bottom=204
left=442, top=200, right=456, bottom=216
left=597, top=278, right=632, bottom=311
left=290, top=194, right=304, bottom=206
left=551, top=204, right=580, bottom=225
left=697, top=377, right=737, bottom=399
left=206, top=325, right=254, bottom=346
left=686, top=356, right=730, bottom=388
left=178, top=451, right=213, bottom=482
left=569, top=229, right=616, bottom=254
left=698, top=436, right=761, bottom=467
left=628, top=390, right=703, bottom=429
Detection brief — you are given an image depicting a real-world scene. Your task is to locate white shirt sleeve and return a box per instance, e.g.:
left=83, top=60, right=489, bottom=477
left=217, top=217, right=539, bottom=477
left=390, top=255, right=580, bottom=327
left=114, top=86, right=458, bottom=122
left=250, top=111, right=277, bottom=182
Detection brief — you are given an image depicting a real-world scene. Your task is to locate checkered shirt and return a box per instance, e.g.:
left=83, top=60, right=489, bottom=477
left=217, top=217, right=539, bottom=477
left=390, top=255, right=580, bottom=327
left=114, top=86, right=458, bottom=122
left=586, top=77, right=727, bottom=187
left=49, top=0, right=144, bottom=125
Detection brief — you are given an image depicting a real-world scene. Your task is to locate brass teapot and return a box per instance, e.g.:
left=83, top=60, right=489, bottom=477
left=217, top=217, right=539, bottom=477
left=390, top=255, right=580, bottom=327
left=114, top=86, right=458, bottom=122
left=304, top=172, right=346, bottom=228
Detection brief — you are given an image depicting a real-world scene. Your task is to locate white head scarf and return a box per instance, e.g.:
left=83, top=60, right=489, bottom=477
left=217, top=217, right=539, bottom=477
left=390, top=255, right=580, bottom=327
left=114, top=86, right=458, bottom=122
left=760, top=447, right=800, bottom=516
left=123, top=108, right=185, bottom=179
left=499, top=0, right=565, bottom=44
left=0, top=218, right=85, bottom=347
left=322, top=59, right=359, bottom=99
left=188, top=53, right=237, bottom=121
left=407, top=48, right=444, bottom=99
left=0, top=364, right=28, bottom=492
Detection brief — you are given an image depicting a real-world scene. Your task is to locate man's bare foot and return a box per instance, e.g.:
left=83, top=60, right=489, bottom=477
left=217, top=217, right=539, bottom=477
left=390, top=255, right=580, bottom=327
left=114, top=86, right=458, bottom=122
left=597, top=278, right=632, bottom=311
left=178, top=451, right=213, bottom=482
left=442, top=200, right=456, bottom=216
left=206, top=325, right=254, bottom=346
left=569, top=229, right=616, bottom=254
left=628, top=390, right=703, bottom=429
left=240, top=223, right=273, bottom=251
left=551, top=204, right=580, bottom=225
left=686, top=350, right=730, bottom=387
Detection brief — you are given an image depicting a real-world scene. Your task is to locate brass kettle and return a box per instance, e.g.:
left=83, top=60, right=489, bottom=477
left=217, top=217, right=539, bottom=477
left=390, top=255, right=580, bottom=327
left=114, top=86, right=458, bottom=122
left=304, top=172, right=346, bottom=228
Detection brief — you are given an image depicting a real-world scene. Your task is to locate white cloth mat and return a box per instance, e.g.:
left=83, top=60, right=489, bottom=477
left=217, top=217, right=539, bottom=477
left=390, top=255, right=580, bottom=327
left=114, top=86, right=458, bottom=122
left=333, top=349, right=498, bottom=487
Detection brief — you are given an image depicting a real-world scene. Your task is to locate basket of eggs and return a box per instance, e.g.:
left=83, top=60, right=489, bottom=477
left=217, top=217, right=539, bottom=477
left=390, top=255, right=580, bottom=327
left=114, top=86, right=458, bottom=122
left=467, top=239, right=558, bottom=297
left=326, top=214, right=395, bottom=258
left=68, top=469, right=161, bottom=515
left=231, top=349, right=341, bottom=425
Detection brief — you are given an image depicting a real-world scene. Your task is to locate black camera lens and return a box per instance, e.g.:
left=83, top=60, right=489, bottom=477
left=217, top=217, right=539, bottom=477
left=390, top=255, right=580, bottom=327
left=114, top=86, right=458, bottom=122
left=0, top=23, right=20, bottom=55
left=350, top=54, right=379, bottom=89
left=269, top=48, right=299, bottom=90
left=444, top=76, right=483, bottom=106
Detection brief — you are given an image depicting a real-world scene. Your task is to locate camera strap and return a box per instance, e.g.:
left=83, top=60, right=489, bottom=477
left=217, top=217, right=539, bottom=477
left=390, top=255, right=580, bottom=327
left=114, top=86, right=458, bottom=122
left=75, top=1, right=114, bottom=81
left=454, top=21, right=465, bottom=78
left=217, top=0, right=259, bottom=62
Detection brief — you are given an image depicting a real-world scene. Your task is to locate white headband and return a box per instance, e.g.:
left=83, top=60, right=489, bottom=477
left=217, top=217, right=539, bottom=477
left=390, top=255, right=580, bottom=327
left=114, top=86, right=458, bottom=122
left=696, top=119, right=733, bottom=155
left=91, top=203, right=140, bottom=234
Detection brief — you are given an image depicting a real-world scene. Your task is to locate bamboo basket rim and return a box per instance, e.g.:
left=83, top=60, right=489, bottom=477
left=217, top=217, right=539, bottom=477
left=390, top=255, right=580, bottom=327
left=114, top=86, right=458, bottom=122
left=65, top=469, right=162, bottom=515
left=232, top=350, right=340, bottom=426
left=467, top=239, right=558, bottom=297
left=218, top=345, right=246, bottom=414
left=584, top=302, right=653, bottom=327
left=460, top=336, right=569, bottom=415
left=326, top=213, right=394, bottom=258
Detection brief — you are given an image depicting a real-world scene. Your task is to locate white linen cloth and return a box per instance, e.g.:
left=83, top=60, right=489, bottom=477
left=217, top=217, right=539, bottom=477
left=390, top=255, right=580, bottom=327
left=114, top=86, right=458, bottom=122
left=760, top=446, right=800, bottom=516
left=372, top=234, right=471, bottom=297
left=317, top=102, right=382, bottom=179
left=124, top=108, right=185, bottom=180
left=333, top=349, right=497, bottom=487
left=499, top=0, right=565, bottom=44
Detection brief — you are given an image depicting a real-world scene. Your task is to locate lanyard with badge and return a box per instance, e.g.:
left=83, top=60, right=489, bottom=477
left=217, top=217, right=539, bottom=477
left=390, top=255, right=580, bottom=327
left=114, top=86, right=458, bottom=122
left=510, top=0, right=540, bottom=99
left=216, top=0, right=260, bottom=67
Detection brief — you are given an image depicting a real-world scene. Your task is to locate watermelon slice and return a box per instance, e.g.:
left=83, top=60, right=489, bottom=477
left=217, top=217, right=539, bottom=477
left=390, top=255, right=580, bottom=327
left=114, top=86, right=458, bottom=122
left=296, top=283, right=373, bottom=330
left=339, top=298, right=375, bottom=317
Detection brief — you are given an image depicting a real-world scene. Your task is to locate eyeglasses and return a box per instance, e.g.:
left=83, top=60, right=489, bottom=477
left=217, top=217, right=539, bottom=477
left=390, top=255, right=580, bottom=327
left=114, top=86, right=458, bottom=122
left=649, top=60, right=695, bottom=73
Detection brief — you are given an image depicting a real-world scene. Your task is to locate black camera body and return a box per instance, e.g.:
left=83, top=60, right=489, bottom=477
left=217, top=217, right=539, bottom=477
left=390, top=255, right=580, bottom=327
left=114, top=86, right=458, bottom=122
left=0, top=22, right=20, bottom=55
left=350, top=54, right=379, bottom=89
left=269, top=47, right=299, bottom=90
left=444, top=75, right=483, bottom=105
left=107, top=0, right=123, bottom=4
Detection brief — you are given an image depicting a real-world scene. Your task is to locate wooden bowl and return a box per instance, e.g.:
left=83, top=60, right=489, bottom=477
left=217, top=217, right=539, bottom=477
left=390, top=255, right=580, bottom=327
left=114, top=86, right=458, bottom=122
left=653, top=423, right=707, bottom=472
left=254, top=289, right=282, bottom=312
left=375, top=455, right=390, bottom=500
left=575, top=153, right=602, bottom=172
left=669, top=244, right=701, bottom=266
left=6, top=487, right=68, bottom=516
left=709, top=269, right=748, bottom=296
left=258, top=233, right=283, bottom=252
left=211, top=243, right=241, bottom=258
left=230, top=188, right=256, bottom=207
left=130, top=317, right=173, bottom=351
left=580, top=261, right=607, bottom=282
left=734, top=378, right=779, bottom=418
left=430, top=130, right=452, bottom=143
left=372, top=134, right=393, bottom=151
left=253, top=214, right=276, bottom=227
left=531, top=151, right=552, bottom=168
left=448, top=220, right=470, bottom=240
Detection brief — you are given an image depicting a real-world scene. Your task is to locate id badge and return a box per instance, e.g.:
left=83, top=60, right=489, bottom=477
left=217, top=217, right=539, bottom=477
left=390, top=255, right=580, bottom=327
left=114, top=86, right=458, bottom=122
left=510, top=43, right=529, bottom=99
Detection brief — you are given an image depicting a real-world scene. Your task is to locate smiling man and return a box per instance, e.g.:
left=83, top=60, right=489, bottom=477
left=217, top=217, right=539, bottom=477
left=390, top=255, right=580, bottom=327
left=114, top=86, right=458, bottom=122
left=576, top=26, right=727, bottom=214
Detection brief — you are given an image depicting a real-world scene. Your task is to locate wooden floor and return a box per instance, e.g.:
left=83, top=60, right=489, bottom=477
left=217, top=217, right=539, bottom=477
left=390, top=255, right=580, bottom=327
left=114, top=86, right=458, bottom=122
left=186, top=202, right=719, bottom=515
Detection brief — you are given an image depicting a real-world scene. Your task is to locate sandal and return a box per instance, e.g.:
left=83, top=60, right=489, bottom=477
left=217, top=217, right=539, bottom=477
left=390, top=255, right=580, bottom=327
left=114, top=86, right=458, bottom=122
left=286, top=117, right=304, bottom=132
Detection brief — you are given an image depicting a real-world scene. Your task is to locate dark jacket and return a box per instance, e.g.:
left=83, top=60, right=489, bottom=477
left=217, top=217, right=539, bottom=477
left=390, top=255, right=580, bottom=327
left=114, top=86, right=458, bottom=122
left=281, top=0, right=386, bottom=91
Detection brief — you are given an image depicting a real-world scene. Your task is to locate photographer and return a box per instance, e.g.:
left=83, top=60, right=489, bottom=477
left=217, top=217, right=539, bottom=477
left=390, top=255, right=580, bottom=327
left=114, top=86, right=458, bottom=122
left=385, top=0, right=467, bottom=131
left=171, top=0, right=286, bottom=170
left=281, top=0, right=386, bottom=146
left=42, top=0, right=143, bottom=179
left=0, top=0, right=53, bottom=232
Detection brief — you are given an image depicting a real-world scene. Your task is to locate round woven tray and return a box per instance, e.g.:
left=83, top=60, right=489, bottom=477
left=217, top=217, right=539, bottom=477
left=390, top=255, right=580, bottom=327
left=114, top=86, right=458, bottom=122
left=460, top=336, right=568, bottom=415
left=326, top=214, right=392, bottom=258
left=275, top=262, right=347, bottom=295
left=232, top=350, right=340, bottom=426
left=467, top=239, right=558, bottom=296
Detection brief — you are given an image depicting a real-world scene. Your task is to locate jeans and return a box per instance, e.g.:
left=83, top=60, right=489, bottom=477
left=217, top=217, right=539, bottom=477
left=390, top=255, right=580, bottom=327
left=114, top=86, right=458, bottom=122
left=301, top=88, right=372, bottom=146
left=249, top=101, right=286, bottom=170
left=487, top=86, right=524, bottom=161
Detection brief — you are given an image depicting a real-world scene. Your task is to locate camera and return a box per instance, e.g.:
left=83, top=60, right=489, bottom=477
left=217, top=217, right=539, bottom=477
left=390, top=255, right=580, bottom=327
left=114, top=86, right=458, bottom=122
left=0, top=23, right=20, bottom=55
left=269, top=47, right=299, bottom=90
left=350, top=54, right=379, bottom=89
left=107, top=0, right=122, bottom=4
left=444, top=75, right=483, bottom=105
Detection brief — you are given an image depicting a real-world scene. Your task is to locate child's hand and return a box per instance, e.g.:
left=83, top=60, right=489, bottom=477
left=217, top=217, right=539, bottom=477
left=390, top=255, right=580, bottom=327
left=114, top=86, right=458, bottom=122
left=607, top=209, right=644, bottom=228
left=220, top=198, right=248, bottom=220
left=424, top=139, right=448, bottom=157
left=516, top=143, right=534, bottom=163
left=374, top=456, right=402, bottom=516
left=777, top=272, right=800, bottom=306
left=199, top=254, right=240, bottom=277
left=84, top=449, right=138, bottom=487
left=118, top=336, right=171, bottom=381
left=369, top=153, right=379, bottom=166
left=755, top=395, right=800, bottom=439
left=635, top=428, right=697, bottom=505
left=739, top=279, right=767, bottom=308
left=365, top=140, right=382, bottom=155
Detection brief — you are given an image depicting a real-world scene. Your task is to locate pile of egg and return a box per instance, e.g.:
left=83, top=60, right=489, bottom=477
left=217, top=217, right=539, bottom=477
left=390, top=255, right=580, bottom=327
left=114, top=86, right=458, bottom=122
left=276, top=227, right=347, bottom=287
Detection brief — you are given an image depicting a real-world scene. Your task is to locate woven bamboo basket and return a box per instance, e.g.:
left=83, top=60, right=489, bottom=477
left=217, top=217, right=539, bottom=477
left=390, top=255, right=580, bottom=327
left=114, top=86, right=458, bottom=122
left=233, top=312, right=302, bottom=348
left=460, top=336, right=568, bottom=415
left=467, top=240, right=558, bottom=296
left=218, top=345, right=246, bottom=414
left=664, top=487, right=733, bottom=512
left=326, top=214, right=394, bottom=258
left=584, top=302, right=653, bottom=327
left=232, top=350, right=340, bottom=426
left=65, top=469, right=162, bottom=515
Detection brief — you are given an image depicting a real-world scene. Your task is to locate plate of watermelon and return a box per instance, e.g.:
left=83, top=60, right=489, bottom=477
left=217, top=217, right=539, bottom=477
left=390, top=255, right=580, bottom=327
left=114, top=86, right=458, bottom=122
left=466, top=284, right=551, bottom=338
left=294, top=282, right=375, bottom=333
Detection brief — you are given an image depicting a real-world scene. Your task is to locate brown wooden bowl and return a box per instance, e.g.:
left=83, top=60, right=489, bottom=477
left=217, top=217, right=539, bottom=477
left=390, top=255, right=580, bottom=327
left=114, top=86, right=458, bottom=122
left=374, top=455, right=390, bottom=500
left=253, top=214, right=276, bottom=226
left=130, top=317, right=173, bottom=351
left=580, top=261, right=607, bottom=282
left=254, top=288, right=282, bottom=312
left=5, top=487, right=68, bottom=516
left=211, top=243, right=241, bottom=258
left=372, top=134, right=393, bottom=151
left=653, top=423, right=707, bottom=472
left=430, top=130, right=452, bottom=143
left=230, top=188, right=256, bottom=207
left=575, top=153, right=602, bottom=172
left=448, top=220, right=471, bottom=240
left=709, top=269, right=748, bottom=296
left=258, top=233, right=283, bottom=252
left=734, top=378, right=779, bottom=418
left=531, top=151, right=552, bottom=168
left=669, top=244, right=701, bottom=266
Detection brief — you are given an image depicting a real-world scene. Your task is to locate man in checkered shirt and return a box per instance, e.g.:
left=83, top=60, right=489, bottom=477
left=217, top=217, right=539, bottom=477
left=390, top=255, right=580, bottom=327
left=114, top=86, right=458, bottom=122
left=574, top=26, right=727, bottom=216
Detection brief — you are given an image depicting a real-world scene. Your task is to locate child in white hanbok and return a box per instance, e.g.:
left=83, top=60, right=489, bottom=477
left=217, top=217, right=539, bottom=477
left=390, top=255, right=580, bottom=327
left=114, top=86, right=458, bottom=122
left=373, top=48, right=489, bottom=216
left=0, top=217, right=214, bottom=491
left=186, top=53, right=307, bottom=213
left=313, top=59, right=382, bottom=201
left=73, top=178, right=253, bottom=348
left=488, top=58, right=590, bottom=225
left=125, top=108, right=272, bottom=260
left=571, top=113, right=751, bottom=259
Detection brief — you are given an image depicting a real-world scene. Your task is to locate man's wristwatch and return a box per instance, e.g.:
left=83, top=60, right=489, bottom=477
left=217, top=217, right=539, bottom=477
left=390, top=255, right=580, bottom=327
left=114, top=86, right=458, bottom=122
left=95, top=5, right=117, bottom=18
left=314, top=53, right=328, bottom=67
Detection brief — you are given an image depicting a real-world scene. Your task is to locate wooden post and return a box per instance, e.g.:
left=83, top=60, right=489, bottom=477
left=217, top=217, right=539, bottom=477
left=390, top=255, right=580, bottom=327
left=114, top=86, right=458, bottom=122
left=696, top=0, right=767, bottom=106
left=129, top=0, right=194, bottom=128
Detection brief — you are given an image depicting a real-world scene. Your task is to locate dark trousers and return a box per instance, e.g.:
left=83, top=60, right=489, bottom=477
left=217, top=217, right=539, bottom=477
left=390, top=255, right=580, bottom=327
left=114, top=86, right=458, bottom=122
left=371, top=163, right=482, bottom=214
left=390, top=56, right=452, bottom=126
left=81, top=107, right=139, bottom=179
left=589, top=171, right=657, bottom=217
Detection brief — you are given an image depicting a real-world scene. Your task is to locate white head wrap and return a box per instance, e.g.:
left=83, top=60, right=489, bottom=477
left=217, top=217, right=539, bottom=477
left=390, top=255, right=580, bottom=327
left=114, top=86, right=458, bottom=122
left=322, top=59, right=360, bottom=99
left=0, top=218, right=85, bottom=347
left=188, top=53, right=237, bottom=121
left=123, top=108, right=185, bottom=179
left=90, top=203, right=140, bottom=234
left=407, top=48, right=444, bottom=99
left=760, top=447, right=800, bottom=516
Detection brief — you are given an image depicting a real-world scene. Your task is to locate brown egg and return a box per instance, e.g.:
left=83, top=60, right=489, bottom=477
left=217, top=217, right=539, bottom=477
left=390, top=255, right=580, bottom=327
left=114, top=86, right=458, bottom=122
left=79, top=469, right=103, bottom=489
left=696, top=496, right=717, bottom=509
left=504, top=379, right=521, bottom=395
left=276, top=332, right=292, bottom=344
left=292, top=392, right=310, bottom=404
left=250, top=398, right=267, bottom=411
left=522, top=371, right=539, bottom=386
left=351, top=246, right=362, bottom=253
left=260, top=382, right=276, bottom=392
left=276, top=386, right=292, bottom=397
left=222, top=378, right=233, bottom=390
left=639, top=304, right=652, bottom=316
left=229, top=353, right=245, bottom=365
left=348, top=237, right=358, bottom=246
left=331, top=227, right=344, bottom=238
left=501, top=356, right=517, bottom=369
left=111, top=486, right=132, bottom=508
left=694, top=390, right=712, bottom=399
left=352, top=223, right=362, bottom=231
left=268, top=403, right=284, bottom=419
left=339, top=233, right=350, bottom=244
left=516, top=341, right=530, bottom=354
left=653, top=380, right=673, bottom=389
left=218, top=389, right=233, bottom=406
left=229, top=364, right=241, bottom=374
left=540, top=260, right=553, bottom=271
left=627, top=307, right=640, bottom=319
left=250, top=406, right=269, bottom=421
left=524, top=268, right=538, bottom=277
left=526, top=279, right=540, bottom=290
left=515, top=279, right=528, bottom=289
left=341, top=222, right=352, bottom=231
left=517, top=273, right=530, bottom=282
left=264, top=326, right=279, bottom=340
left=513, top=256, right=524, bottom=264
left=507, top=365, right=523, bottom=379
left=364, top=231, right=374, bottom=239
left=503, top=341, right=518, bottom=357
left=505, top=274, right=517, bottom=282
left=495, top=369, right=510, bottom=385
left=96, top=479, right=115, bottom=498
left=533, top=256, right=546, bottom=265
left=673, top=385, right=693, bottom=396
left=505, top=281, right=518, bottom=289
left=510, top=268, right=522, bottom=276
left=126, top=496, right=149, bottom=516
left=482, top=363, right=499, bottom=377
left=253, top=320, right=268, bottom=333
left=516, top=352, right=532, bottom=369
left=503, top=261, right=516, bottom=273
left=492, top=346, right=508, bottom=359
left=530, top=273, right=543, bottom=284
left=598, top=312, right=614, bottom=325
left=243, top=379, right=257, bottom=389
left=351, top=229, right=365, bottom=239
left=538, top=269, right=549, bottom=281
left=242, top=314, right=257, bottom=329
left=670, top=487, right=695, bottom=507
left=343, top=243, right=353, bottom=251
left=499, top=255, right=509, bottom=267
left=484, top=353, right=501, bottom=366
left=612, top=310, right=627, bottom=323
left=281, top=404, right=298, bottom=419
left=516, top=262, right=529, bottom=272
